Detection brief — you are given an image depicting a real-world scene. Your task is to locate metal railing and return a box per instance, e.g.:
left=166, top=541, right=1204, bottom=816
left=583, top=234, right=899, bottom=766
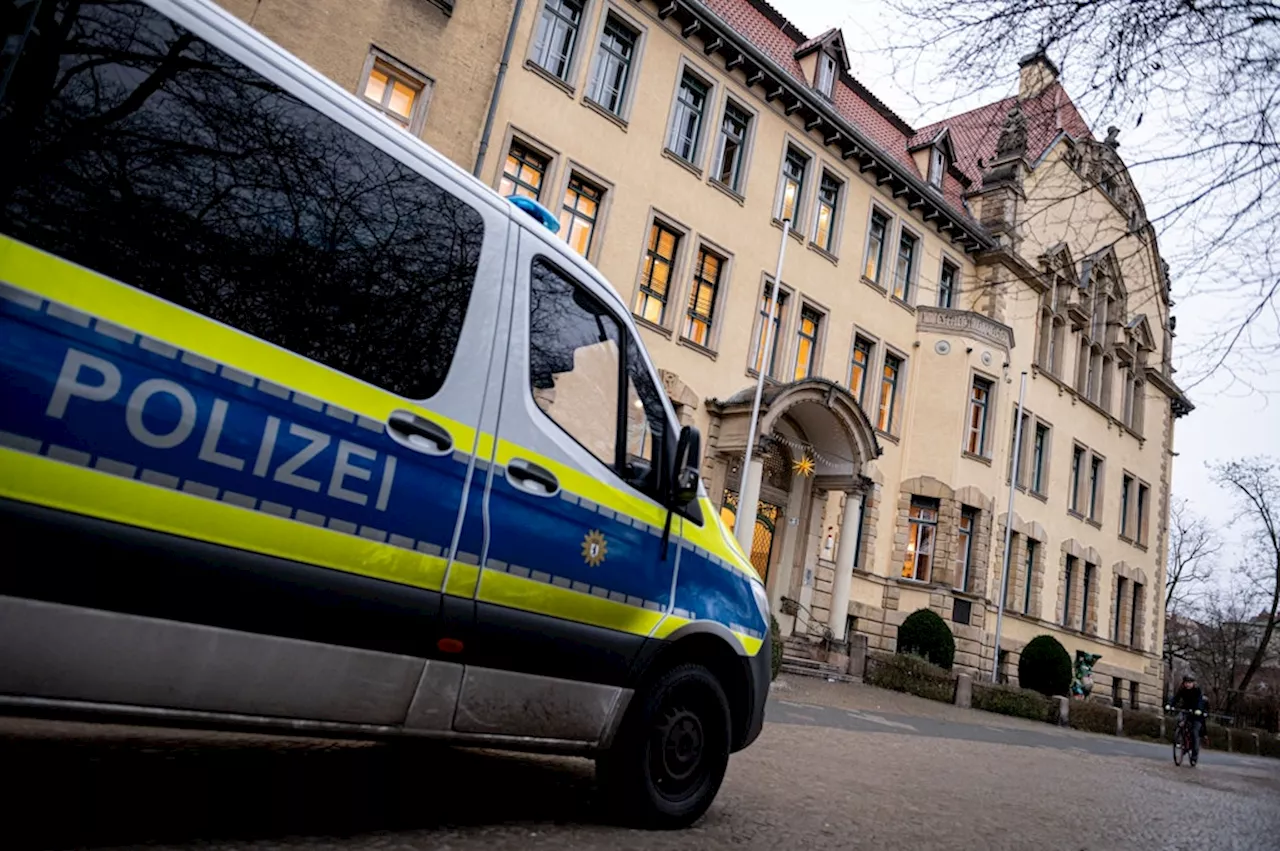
left=780, top=596, right=834, bottom=645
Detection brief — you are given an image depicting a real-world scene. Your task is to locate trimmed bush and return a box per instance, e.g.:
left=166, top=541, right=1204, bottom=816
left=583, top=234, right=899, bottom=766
left=1068, top=699, right=1118, bottom=735
left=1018, top=634, right=1073, bottom=697
left=1259, top=733, right=1280, bottom=759
left=972, top=682, right=1053, bottom=721
left=1201, top=721, right=1229, bottom=751
left=896, top=608, right=956, bottom=670
left=866, top=652, right=956, bottom=703
left=1121, top=709, right=1164, bottom=741
left=769, top=613, right=783, bottom=682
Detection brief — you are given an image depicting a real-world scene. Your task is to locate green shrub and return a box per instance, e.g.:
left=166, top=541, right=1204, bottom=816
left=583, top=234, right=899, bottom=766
left=1259, top=732, right=1280, bottom=759
left=769, top=613, right=783, bottom=682
left=896, top=608, right=956, bottom=670
left=866, top=652, right=956, bottom=703
left=1121, top=709, right=1164, bottom=741
left=1067, top=699, right=1118, bottom=735
left=1201, top=721, right=1229, bottom=751
left=972, top=682, right=1053, bottom=722
left=1018, top=634, right=1073, bottom=697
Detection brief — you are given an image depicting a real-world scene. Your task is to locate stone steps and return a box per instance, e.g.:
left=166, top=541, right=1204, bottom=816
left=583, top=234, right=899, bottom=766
left=779, top=653, right=860, bottom=684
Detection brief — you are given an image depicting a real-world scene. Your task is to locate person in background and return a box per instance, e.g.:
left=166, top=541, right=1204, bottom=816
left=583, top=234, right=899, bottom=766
left=1170, top=674, right=1207, bottom=765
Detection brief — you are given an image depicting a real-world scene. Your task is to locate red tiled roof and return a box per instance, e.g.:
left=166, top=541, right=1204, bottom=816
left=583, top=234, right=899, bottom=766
left=698, top=0, right=1095, bottom=222
left=912, top=83, right=1094, bottom=187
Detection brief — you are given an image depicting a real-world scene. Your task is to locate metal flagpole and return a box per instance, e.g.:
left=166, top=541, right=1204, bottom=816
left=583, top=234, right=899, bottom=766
left=735, top=217, right=791, bottom=544
left=991, top=371, right=1028, bottom=682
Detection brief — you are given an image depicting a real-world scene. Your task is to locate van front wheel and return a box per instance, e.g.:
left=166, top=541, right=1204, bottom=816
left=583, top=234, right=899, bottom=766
left=597, top=663, right=731, bottom=829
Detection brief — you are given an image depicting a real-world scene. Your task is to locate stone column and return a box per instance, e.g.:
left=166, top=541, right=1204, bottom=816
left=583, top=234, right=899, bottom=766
left=826, top=490, right=864, bottom=640
left=734, top=454, right=765, bottom=553
left=769, top=474, right=811, bottom=613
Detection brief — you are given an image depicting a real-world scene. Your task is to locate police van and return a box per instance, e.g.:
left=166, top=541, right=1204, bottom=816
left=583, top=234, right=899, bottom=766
left=0, top=0, right=771, bottom=828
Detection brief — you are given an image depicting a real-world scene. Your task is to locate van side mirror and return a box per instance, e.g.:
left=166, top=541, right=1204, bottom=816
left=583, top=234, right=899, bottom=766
left=670, top=424, right=702, bottom=507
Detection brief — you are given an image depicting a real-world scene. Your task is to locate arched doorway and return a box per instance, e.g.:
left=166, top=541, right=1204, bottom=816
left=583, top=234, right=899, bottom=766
left=720, top=441, right=791, bottom=582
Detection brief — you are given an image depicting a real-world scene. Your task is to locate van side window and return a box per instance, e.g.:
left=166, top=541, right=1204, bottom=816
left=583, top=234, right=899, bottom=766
left=0, top=0, right=483, bottom=401
left=623, top=335, right=668, bottom=493
left=529, top=258, right=623, bottom=469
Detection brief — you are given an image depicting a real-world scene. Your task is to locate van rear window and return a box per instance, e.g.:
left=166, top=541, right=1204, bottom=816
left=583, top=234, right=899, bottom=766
left=0, top=0, right=483, bottom=401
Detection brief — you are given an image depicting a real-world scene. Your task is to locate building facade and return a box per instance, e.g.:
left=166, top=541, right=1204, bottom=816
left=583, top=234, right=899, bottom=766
left=221, top=0, right=1192, bottom=708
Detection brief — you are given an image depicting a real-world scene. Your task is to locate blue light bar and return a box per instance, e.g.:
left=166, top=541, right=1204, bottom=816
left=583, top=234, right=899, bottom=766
left=507, top=195, right=561, bottom=234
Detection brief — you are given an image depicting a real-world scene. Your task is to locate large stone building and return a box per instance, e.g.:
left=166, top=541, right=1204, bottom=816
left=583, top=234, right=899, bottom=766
left=218, top=0, right=1192, bottom=707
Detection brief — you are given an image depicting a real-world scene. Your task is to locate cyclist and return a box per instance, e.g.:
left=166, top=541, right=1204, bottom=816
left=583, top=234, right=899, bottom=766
left=1170, top=674, right=1206, bottom=765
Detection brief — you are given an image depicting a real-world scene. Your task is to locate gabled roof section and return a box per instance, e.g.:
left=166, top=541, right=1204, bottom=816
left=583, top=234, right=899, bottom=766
left=912, top=82, right=1093, bottom=187
left=908, top=127, right=957, bottom=163
left=1040, top=242, right=1078, bottom=283
left=1080, top=245, right=1122, bottom=292
left=1127, top=314, right=1157, bottom=350
left=794, top=27, right=849, bottom=72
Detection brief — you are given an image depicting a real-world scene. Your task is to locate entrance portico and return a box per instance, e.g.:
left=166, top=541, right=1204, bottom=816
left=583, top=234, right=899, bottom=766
left=704, top=379, right=881, bottom=643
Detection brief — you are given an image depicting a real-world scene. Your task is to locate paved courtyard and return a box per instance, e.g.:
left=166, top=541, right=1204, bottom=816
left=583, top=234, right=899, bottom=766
left=4, top=679, right=1278, bottom=850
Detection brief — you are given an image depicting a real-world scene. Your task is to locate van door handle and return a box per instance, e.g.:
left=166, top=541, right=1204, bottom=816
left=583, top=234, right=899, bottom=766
left=387, top=411, right=453, bottom=456
left=506, top=458, right=559, bottom=496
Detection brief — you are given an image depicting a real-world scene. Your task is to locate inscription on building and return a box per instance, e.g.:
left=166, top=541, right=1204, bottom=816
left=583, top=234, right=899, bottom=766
left=917, top=307, right=1015, bottom=351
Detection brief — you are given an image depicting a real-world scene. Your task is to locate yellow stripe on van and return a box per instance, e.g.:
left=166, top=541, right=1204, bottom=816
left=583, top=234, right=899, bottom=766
left=477, top=567, right=665, bottom=637
left=0, top=448, right=448, bottom=591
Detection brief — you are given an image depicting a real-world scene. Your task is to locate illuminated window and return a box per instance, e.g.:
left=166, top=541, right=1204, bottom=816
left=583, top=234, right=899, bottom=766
left=779, top=147, right=808, bottom=224
left=894, top=231, right=917, bottom=301
left=684, top=247, right=723, bottom=347
left=849, top=336, right=873, bottom=405
left=904, top=496, right=939, bottom=582
left=499, top=140, right=548, bottom=201
left=558, top=174, right=603, bottom=257
left=864, top=209, right=888, bottom=283
left=878, top=353, right=901, bottom=432
left=814, top=172, right=840, bottom=252
left=635, top=221, right=680, bottom=324
left=794, top=306, right=822, bottom=380
left=956, top=507, right=976, bottom=591
left=750, top=283, right=789, bottom=377
left=360, top=53, right=431, bottom=133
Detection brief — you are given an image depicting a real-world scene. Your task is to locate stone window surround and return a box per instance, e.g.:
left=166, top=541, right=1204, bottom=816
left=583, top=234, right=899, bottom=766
left=581, top=2, right=650, bottom=124
left=992, top=513, right=1048, bottom=620
left=663, top=55, right=721, bottom=173
left=891, top=477, right=995, bottom=597
left=1057, top=539, right=1102, bottom=635
left=525, top=0, right=597, bottom=91
left=1109, top=561, right=1149, bottom=652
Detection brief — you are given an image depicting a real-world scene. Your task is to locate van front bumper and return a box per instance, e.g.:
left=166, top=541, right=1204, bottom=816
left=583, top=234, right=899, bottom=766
left=735, top=626, right=771, bottom=751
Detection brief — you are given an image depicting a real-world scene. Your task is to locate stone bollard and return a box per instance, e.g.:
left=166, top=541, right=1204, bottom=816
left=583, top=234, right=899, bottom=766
left=1055, top=696, right=1069, bottom=727
left=847, top=633, right=869, bottom=680
left=1226, top=728, right=1233, bottom=753
left=954, top=673, right=972, bottom=709
left=1159, top=713, right=1166, bottom=740
left=1253, top=733, right=1261, bottom=756
left=1113, top=706, right=1123, bottom=736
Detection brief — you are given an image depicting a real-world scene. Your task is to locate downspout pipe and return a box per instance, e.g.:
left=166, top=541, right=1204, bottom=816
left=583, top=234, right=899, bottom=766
left=473, top=0, right=525, bottom=178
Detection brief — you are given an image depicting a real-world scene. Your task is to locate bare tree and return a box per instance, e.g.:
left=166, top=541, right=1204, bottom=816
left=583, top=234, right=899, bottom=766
left=1163, top=498, right=1220, bottom=682
left=886, top=0, right=1280, bottom=392
left=1181, top=582, right=1261, bottom=711
left=1212, top=457, right=1280, bottom=706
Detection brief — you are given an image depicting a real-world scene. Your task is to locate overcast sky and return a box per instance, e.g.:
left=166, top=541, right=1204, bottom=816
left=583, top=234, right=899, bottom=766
left=767, top=0, right=1279, bottom=564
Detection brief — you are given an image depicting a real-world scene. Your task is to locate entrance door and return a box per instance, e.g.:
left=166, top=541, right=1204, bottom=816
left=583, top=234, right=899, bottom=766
left=720, top=492, right=781, bottom=582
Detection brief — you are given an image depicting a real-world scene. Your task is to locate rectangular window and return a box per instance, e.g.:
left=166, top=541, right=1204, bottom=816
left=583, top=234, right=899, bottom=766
left=1031, top=422, right=1049, bottom=494
left=1130, top=681, right=1140, bottom=709
left=794, top=306, right=822, bottom=381
left=929, top=147, right=945, bottom=188
left=361, top=53, right=431, bottom=133
left=849, top=336, right=873, bottom=405
left=1114, top=576, right=1128, bottom=642
left=683, top=247, right=723, bottom=347
left=878, top=354, right=902, bottom=432
left=0, top=0, right=484, bottom=403
left=779, top=147, right=809, bottom=224
left=1070, top=445, right=1085, bottom=513
left=904, top=497, right=939, bottom=582
left=586, top=14, right=637, bottom=115
left=1089, top=455, right=1103, bottom=521
left=1136, top=483, right=1150, bottom=545
left=1008, top=409, right=1031, bottom=485
left=864, top=210, right=888, bottom=283
left=957, top=507, right=976, bottom=592
left=532, top=0, right=584, bottom=81
left=1130, top=583, right=1142, bottom=646
left=1063, top=555, right=1076, bottom=626
left=893, top=231, right=917, bottom=301
left=1120, top=474, right=1134, bottom=538
left=713, top=102, right=751, bottom=192
left=966, top=377, right=991, bottom=455
left=938, top=260, right=958, bottom=308
left=667, top=70, right=709, bottom=163
left=635, top=221, right=680, bottom=324
left=1082, top=562, right=1095, bottom=632
left=814, top=172, right=841, bottom=252
left=1024, top=539, right=1037, bottom=614
left=558, top=174, right=603, bottom=257
left=500, top=140, right=549, bottom=200
left=816, top=53, right=837, bottom=97
left=751, top=284, right=789, bottom=377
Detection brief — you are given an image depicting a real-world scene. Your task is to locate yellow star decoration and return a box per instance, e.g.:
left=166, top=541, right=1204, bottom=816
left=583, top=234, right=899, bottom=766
left=793, top=454, right=816, bottom=477
left=582, top=530, right=608, bottom=567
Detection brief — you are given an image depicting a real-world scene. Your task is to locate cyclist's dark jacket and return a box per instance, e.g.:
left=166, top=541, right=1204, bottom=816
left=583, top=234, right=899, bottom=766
left=1172, top=684, right=1205, bottom=712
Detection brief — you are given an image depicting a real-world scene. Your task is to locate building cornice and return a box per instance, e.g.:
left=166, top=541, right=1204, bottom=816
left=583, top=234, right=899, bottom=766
left=642, top=0, right=994, bottom=254
left=1144, top=367, right=1194, bottom=418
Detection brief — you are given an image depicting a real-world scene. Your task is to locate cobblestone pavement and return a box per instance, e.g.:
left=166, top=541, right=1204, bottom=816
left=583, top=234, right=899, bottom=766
left=4, top=683, right=1278, bottom=851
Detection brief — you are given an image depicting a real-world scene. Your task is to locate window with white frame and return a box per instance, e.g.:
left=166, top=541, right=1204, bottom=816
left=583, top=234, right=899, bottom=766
left=893, top=231, right=917, bottom=301
left=1023, top=539, right=1037, bottom=613
left=966, top=376, right=991, bottom=456
left=816, top=53, right=837, bottom=97
left=793, top=305, right=823, bottom=380
left=904, top=496, right=939, bottom=582
left=683, top=246, right=724, bottom=348
left=634, top=219, right=681, bottom=325
left=750, top=282, right=790, bottom=378
left=531, top=0, right=584, bottom=81
left=849, top=335, right=874, bottom=406
left=864, top=209, right=889, bottom=283
left=929, top=146, right=945, bottom=188
left=667, top=69, right=709, bottom=163
left=713, top=101, right=751, bottom=192
left=499, top=139, right=550, bottom=200
left=938, top=260, right=958, bottom=308
left=814, top=172, right=841, bottom=252
left=360, top=51, right=432, bottom=134
left=586, top=14, right=638, bottom=116
left=558, top=173, right=604, bottom=258
left=878, top=353, right=902, bottom=432
left=956, top=506, right=976, bottom=592
left=778, top=146, right=809, bottom=224
left=1031, top=421, right=1050, bottom=495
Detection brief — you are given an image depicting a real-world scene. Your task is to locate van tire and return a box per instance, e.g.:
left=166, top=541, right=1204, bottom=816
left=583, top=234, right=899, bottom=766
left=596, top=663, right=731, bottom=829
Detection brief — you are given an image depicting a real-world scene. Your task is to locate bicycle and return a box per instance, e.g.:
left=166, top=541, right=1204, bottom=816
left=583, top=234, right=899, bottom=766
left=1166, top=707, right=1204, bottom=767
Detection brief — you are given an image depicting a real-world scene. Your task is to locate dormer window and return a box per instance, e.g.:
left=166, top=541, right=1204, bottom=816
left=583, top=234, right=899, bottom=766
left=817, top=53, right=837, bottom=97
left=929, top=147, right=945, bottom=188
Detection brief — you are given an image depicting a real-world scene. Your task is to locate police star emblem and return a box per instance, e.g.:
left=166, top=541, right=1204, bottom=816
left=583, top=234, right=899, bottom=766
left=793, top=453, right=816, bottom=477
left=582, top=530, right=608, bottom=566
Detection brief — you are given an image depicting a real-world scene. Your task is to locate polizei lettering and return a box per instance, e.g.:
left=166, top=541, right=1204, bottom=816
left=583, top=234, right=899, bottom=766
left=45, top=347, right=397, bottom=510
